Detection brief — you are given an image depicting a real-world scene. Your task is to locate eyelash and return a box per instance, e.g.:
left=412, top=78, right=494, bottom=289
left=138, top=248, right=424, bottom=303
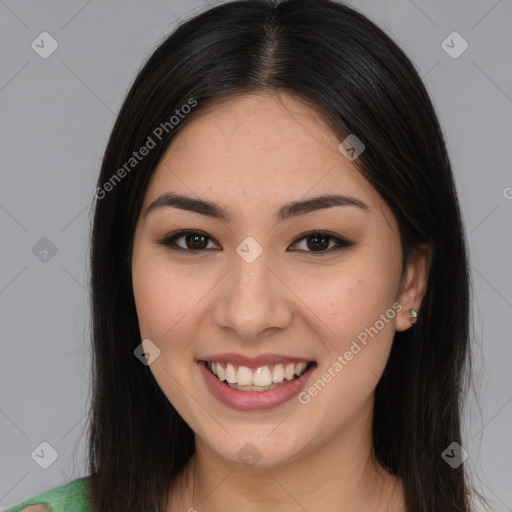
left=156, top=229, right=353, bottom=256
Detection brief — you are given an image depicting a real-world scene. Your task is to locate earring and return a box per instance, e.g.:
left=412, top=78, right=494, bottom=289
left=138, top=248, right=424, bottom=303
left=409, top=308, right=418, bottom=325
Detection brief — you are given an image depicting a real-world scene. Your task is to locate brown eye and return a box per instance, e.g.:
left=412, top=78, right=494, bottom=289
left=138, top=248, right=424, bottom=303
left=306, top=233, right=330, bottom=251
left=157, top=229, right=352, bottom=255
left=157, top=230, right=219, bottom=252
left=183, top=233, right=209, bottom=250
left=289, top=231, right=353, bottom=254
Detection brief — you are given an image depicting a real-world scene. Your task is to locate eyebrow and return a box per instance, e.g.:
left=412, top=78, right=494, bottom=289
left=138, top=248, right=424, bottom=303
left=145, top=191, right=370, bottom=223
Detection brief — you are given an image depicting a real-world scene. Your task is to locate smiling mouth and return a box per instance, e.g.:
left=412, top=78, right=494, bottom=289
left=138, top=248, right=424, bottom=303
left=203, top=360, right=316, bottom=392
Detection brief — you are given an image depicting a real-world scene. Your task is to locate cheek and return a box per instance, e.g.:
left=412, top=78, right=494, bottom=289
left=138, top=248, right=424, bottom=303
left=296, top=272, right=398, bottom=425
left=132, top=256, right=202, bottom=414
left=132, top=253, right=206, bottom=341
left=293, top=253, right=400, bottom=396
left=298, top=262, right=397, bottom=340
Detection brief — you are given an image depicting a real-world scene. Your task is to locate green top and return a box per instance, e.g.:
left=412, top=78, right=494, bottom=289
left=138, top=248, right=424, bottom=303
left=4, top=477, right=92, bottom=512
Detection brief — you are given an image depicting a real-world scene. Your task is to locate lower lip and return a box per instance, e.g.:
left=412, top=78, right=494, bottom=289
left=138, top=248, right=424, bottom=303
left=198, top=361, right=316, bottom=411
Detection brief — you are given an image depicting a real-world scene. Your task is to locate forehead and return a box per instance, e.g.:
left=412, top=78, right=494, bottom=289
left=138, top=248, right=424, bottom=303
left=144, top=92, right=391, bottom=224
left=165, top=92, right=341, bottom=171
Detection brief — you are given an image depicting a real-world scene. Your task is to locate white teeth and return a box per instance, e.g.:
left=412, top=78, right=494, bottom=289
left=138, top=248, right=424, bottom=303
left=225, top=363, right=237, bottom=384
left=237, top=366, right=253, bottom=386
left=253, top=366, right=272, bottom=387
left=228, top=383, right=280, bottom=392
left=284, top=363, right=295, bottom=381
left=272, top=364, right=285, bottom=383
left=208, top=361, right=311, bottom=389
left=294, top=362, right=307, bottom=377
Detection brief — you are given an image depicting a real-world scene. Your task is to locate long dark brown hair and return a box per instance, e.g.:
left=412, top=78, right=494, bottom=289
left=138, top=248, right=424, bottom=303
left=86, top=1, right=484, bottom=510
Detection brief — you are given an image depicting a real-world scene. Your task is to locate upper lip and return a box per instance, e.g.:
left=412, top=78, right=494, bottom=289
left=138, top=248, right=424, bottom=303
left=198, top=353, right=315, bottom=367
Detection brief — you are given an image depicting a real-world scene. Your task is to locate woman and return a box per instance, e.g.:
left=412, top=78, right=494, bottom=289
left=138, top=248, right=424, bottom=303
left=7, top=0, right=489, bottom=510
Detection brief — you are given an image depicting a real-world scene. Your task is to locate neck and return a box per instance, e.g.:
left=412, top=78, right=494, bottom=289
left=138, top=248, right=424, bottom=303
left=167, top=399, right=405, bottom=512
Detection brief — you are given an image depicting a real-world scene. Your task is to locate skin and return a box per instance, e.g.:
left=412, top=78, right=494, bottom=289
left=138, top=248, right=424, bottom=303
left=20, top=505, right=50, bottom=512
left=131, top=92, right=431, bottom=511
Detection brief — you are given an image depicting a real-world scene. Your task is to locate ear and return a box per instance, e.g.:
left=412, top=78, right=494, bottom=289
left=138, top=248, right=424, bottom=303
left=395, top=242, right=433, bottom=332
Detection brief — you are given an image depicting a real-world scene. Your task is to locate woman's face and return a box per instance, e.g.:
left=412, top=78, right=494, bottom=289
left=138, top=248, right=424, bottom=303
left=131, top=92, right=423, bottom=467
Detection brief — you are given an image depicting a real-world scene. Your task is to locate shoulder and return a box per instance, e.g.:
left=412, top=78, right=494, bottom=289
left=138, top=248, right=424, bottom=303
left=4, top=476, right=92, bottom=512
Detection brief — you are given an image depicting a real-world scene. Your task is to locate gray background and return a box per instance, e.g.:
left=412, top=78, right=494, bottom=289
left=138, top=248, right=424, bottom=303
left=1, top=0, right=511, bottom=510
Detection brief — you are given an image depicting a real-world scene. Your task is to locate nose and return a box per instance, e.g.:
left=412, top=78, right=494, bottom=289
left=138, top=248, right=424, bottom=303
left=211, top=248, right=294, bottom=342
